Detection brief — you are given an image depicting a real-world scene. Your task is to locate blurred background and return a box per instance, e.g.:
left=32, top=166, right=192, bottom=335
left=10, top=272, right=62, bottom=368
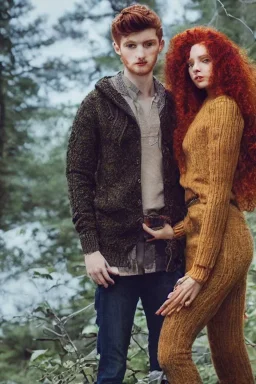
left=0, top=0, right=256, bottom=383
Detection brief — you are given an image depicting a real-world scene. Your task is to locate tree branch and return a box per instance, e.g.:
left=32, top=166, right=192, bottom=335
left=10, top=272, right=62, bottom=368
left=216, top=0, right=255, bottom=37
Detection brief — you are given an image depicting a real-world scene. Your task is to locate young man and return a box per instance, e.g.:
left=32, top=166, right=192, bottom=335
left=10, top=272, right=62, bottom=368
left=66, top=4, right=186, bottom=383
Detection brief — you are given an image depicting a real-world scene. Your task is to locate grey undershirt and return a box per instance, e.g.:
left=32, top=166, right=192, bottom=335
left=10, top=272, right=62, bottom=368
left=111, top=73, right=165, bottom=214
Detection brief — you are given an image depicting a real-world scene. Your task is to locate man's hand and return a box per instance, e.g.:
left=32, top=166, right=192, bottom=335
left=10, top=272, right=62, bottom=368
left=84, top=251, right=119, bottom=288
left=156, top=276, right=202, bottom=316
left=142, top=222, right=174, bottom=241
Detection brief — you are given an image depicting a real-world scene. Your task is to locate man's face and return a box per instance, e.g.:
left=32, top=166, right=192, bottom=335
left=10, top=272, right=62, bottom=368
left=113, top=28, right=164, bottom=76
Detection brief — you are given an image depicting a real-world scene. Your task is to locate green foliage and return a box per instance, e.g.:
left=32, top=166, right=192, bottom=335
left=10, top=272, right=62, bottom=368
left=2, top=265, right=254, bottom=383
left=1, top=0, right=256, bottom=383
left=0, top=0, right=52, bottom=225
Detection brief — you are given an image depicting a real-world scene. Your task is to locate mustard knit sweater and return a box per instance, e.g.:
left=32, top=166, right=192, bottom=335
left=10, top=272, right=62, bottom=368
left=180, top=95, right=244, bottom=284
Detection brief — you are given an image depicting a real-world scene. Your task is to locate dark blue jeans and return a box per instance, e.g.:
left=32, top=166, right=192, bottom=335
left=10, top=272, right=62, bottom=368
left=95, top=269, right=183, bottom=384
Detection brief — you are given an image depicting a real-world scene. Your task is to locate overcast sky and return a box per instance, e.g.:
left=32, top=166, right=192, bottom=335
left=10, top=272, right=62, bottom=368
left=31, top=0, right=189, bottom=23
left=31, top=0, right=77, bottom=23
left=28, top=0, right=193, bottom=103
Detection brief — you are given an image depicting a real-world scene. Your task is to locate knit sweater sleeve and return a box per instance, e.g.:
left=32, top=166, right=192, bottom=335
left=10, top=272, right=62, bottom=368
left=66, top=92, right=100, bottom=254
left=186, top=96, right=244, bottom=284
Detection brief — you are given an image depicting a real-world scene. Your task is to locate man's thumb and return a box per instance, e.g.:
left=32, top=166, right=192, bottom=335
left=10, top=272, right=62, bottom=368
left=106, top=263, right=119, bottom=275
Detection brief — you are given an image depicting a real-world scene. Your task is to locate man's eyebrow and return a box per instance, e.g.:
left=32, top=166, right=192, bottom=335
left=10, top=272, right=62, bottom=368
left=124, top=40, right=136, bottom=44
left=124, top=38, right=157, bottom=44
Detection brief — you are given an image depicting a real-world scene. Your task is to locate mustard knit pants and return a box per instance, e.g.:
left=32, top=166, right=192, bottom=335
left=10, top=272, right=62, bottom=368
left=158, top=204, right=255, bottom=384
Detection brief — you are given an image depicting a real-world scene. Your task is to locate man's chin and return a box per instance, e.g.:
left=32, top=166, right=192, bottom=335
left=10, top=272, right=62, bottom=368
left=130, top=67, right=154, bottom=76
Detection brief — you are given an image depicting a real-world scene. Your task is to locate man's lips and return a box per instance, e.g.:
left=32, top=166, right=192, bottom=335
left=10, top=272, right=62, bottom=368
left=136, top=62, right=147, bottom=66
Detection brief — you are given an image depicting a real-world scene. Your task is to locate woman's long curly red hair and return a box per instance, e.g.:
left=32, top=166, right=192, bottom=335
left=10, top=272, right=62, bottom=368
left=165, top=26, right=256, bottom=211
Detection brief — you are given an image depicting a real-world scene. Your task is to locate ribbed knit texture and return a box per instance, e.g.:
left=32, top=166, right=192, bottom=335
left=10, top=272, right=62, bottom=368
left=181, top=96, right=244, bottom=283
left=158, top=96, right=255, bottom=383
left=173, top=220, right=185, bottom=239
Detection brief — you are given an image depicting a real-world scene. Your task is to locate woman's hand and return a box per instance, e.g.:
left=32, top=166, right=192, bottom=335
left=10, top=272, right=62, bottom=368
left=156, top=276, right=202, bottom=316
left=142, top=222, right=174, bottom=241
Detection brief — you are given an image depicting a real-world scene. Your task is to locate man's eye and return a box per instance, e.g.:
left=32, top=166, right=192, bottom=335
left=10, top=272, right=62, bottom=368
left=127, top=44, right=136, bottom=48
left=145, top=42, right=153, bottom=47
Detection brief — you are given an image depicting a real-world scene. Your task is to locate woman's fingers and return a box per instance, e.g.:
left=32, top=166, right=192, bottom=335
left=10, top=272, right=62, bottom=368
left=180, top=291, right=192, bottom=306
left=156, top=293, right=180, bottom=315
left=142, top=223, right=174, bottom=241
left=160, top=290, right=188, bottom=316
left=156, top=298, right=172, bottom=315
left=157, top=277, right=202, bottom=316
left=158, top=286, right=188, bottom=314
left=142, top=223, right=156, bottom=236
left=184, top=286, right=200, bottom=306
left=175, top=302, right=184, bottom=313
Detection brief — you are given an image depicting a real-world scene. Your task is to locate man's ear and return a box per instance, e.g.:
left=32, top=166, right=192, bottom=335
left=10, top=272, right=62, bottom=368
left=113, top=41, right=121, bottom=56
left=159, top=39, right=165, bottom=53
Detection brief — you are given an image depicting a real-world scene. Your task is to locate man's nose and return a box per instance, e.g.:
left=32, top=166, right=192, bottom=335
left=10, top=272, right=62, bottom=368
left=136, top=46, right=145, bottom=59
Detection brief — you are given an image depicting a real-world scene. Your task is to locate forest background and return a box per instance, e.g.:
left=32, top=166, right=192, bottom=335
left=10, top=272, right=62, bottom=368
left=0, top=0, right=256, bottom=383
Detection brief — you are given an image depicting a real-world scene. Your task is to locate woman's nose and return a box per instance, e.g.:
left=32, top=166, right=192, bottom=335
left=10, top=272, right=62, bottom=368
left=193, top=63, right=200, bottom=72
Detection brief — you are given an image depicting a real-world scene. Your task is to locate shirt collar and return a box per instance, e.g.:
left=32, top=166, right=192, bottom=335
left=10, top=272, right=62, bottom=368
left=111, top=71, right=165, bottom=111
left=115, top=71, right=161, bottom=100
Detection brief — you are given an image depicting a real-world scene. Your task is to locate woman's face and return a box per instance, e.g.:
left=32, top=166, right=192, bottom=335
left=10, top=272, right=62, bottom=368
left=188, top=44, right=213, bottom=93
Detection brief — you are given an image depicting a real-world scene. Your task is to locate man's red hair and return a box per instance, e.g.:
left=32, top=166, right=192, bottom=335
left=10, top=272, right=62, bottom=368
left=165, top=26, right=256, bottom=211
left=111, top=4, right=163, bottom=45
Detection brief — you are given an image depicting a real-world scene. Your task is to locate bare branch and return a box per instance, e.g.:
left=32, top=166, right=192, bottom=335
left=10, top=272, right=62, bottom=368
left=245, top=337, right=256, bottom=347
left=217, top=0, right=255, bottom=37
left=43, top=326, right=63, bottom=337
left=62, top=303, right=94, bottom=325
left=208, top=0, right=218, bottom=26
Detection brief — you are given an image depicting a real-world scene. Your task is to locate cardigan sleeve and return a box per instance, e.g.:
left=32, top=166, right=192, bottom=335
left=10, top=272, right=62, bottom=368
left=66, top=92, right=100, bottom=254
left=186, top=96, right=244, bottom=284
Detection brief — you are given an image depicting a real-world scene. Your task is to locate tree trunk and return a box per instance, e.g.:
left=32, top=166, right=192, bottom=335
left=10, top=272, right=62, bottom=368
left=0, top=62, right=5, bottom=158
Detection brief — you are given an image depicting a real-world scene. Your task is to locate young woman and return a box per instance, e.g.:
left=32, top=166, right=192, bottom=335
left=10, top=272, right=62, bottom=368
left=143, top=26, right=256, bottom=383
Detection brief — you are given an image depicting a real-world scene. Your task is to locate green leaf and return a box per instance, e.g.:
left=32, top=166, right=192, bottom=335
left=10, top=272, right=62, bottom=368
left=30, top=349, right=48, bottom=362
left=32, top=271, right=53, bottom=280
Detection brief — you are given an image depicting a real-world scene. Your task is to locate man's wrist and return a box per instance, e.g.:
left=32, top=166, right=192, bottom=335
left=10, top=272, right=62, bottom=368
left=84, top=251, right=98, bottom=259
